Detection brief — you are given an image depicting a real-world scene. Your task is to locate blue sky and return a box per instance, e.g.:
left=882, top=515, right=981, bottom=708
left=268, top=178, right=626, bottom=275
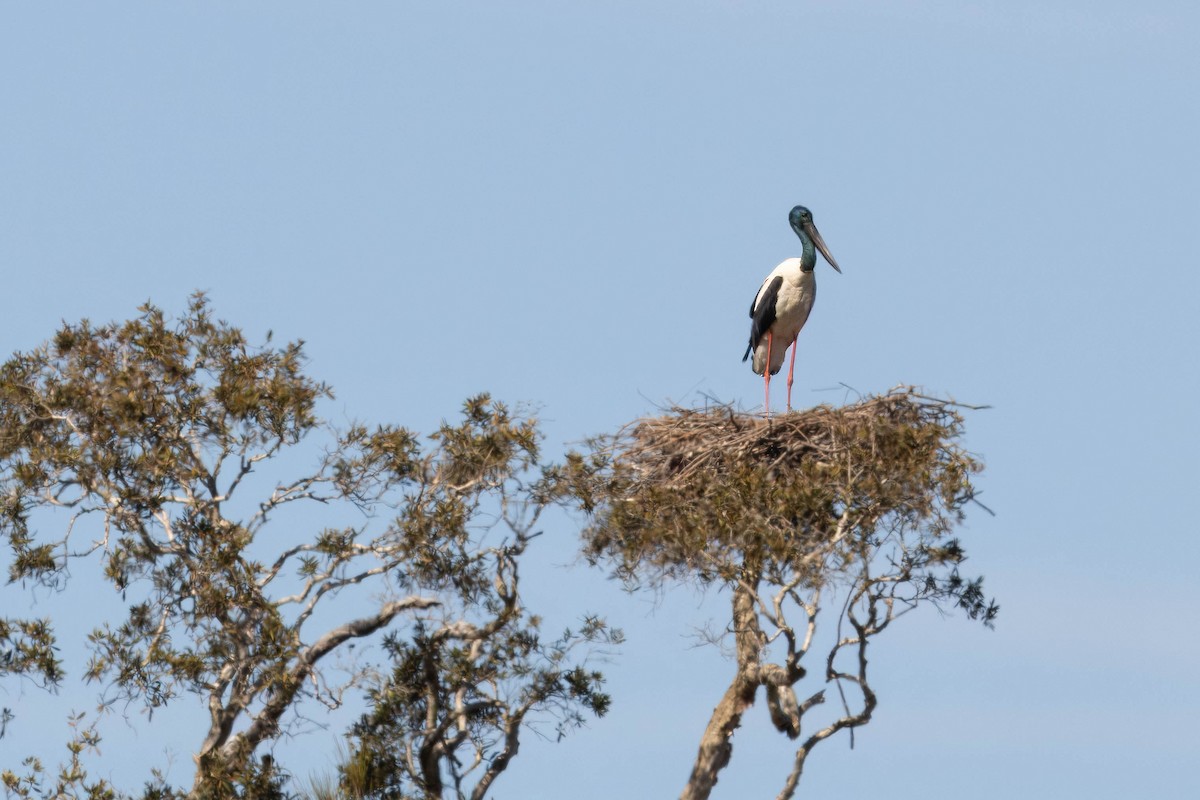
left=2, top=2, right=1198, bottom=798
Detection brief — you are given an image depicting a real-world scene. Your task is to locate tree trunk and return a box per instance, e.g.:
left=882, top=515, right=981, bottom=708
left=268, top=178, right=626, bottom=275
left=680, top=570, right=765, bottom=800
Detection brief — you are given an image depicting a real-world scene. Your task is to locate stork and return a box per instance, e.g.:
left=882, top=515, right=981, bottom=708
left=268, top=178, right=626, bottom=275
left=742, top=205, right=841, bottom=416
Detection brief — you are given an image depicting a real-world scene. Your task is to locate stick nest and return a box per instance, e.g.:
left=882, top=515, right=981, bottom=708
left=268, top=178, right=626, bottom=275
left=617, top=386, right=975, bottom=485
left=573, top=387, right=983, bottom=585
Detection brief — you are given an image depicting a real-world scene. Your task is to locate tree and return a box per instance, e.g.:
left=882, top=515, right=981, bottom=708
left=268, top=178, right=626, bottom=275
left=561, top=391, right=997, bottom=799
left=0, top=295, right=615, bottom=799
left=2, top=296, right=996, bottom=799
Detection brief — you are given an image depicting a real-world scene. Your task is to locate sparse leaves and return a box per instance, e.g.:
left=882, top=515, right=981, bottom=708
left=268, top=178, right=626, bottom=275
left=344, top=605, right=621, bottom=800
left=0, top=617, right=62, bottom=690
left=0, top=297, right=614, bottom=799
left=1, top=713, right=115, bottom=800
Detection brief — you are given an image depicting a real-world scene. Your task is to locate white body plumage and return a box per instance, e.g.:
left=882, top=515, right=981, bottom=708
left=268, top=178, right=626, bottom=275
left=743, top=204, right=840, bottom=415
left=749, top=258, right=816, bottom=376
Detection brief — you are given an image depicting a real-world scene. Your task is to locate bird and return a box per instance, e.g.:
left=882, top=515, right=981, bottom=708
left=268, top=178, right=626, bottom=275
left=742, top=205, right=842, bottom=416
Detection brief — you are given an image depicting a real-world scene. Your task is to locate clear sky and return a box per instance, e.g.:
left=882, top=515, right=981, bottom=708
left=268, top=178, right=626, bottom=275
left=2, top=2, right=1198, bottom=798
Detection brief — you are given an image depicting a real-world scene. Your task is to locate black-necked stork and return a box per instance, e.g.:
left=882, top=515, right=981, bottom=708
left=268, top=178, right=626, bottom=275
left=742, top=205, right=841, bottom=416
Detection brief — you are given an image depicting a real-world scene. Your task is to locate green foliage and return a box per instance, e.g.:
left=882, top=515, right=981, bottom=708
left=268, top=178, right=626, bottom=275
left=1, top=713, right=115, bottom=800
left=0, top=296, right=614, bottom=799
left=326, top=394, right=621, bottom=798
left=344, top=613, right=620, bottom=799
left=0, top=616, right=62, bottom=689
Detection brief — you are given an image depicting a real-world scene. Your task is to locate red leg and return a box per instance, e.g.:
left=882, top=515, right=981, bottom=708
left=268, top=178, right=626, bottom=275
left=786, top=334, right=798, bottom=411
left=763, top=330, right=773, bottom=418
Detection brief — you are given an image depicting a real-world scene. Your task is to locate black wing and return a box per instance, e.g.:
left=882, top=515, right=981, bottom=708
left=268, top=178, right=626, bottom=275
left=742, top=275, right=782, bottom=362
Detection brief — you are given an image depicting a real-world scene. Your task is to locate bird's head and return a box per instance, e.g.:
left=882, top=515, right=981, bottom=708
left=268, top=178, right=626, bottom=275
left=789, top=205, right=842, bottom=274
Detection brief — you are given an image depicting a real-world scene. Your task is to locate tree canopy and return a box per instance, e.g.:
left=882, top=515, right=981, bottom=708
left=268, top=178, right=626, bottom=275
left=1, top=297, right=994, bottom=799
left=0, top=296, right=616, bottom=799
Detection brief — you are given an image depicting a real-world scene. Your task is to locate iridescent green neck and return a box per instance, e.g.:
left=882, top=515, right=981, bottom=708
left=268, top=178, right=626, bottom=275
left=797, top=230, right=816, bottom=272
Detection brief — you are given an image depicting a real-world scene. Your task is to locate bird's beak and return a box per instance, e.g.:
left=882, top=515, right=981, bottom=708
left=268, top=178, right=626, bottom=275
left=807, top=223, right=841, bottom=273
